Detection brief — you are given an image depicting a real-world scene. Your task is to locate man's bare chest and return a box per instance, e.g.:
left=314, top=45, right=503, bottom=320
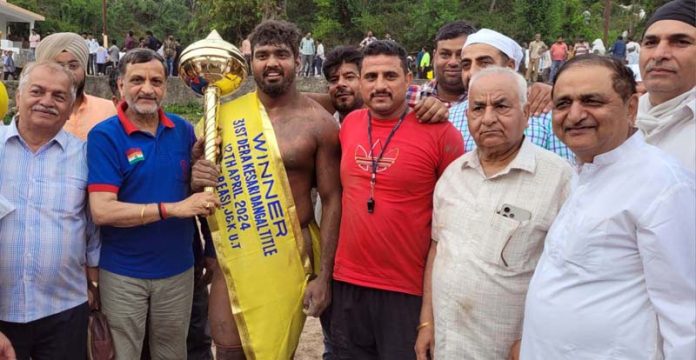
left=271, top=119, right=317, bottom=172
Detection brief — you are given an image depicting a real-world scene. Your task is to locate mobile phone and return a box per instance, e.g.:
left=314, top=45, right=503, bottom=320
left=496, top=203, right=531, bottom=222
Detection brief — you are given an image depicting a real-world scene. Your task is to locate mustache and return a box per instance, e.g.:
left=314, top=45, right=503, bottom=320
left=370, top=91, right=391, bottom=99
left=563, top=119, right=596, bottom=131
left=645, top=62, right=677, bottom=73
left=263, top=67, right=284, bottom=77
left=335, top=88, right=354, bottom=97
left=32, top=105, right=59, bottom=115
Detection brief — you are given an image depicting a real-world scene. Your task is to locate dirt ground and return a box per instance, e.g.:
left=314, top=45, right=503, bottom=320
left=294, top=316, right=325, bottom=360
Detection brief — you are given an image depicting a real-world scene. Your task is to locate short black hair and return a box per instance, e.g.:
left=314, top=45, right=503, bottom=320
left=553, top=54, right=636, bottom=102
left=434, top=20, right=477, bottom=47
left=250, top=20, right=301, bottom=58
left=128, top=30, right=134, bottom=36
left=118, top=48, right=166, bottom=78
left=362, top=40, right=409, bottom=74
left=146, top=30, right=153, bottom=36
left=323, top=46, right=363, bottom=81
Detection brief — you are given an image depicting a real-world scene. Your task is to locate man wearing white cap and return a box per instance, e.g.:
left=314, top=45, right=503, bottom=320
left=449, top=28, right=573, bottom=161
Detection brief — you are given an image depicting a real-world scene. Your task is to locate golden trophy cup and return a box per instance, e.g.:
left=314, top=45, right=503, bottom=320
left=179, top=30, right=247, bottom=192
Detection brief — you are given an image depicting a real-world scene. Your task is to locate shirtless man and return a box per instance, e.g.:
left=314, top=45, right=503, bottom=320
left=191, top=20, right=341, bottom=360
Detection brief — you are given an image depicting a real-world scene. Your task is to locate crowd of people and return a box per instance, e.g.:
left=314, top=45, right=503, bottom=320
left=0, top=0, right=694, bottom=359
left=6, top=29, right=184, bottom=79
left=522, top=32, right=643, bottom=85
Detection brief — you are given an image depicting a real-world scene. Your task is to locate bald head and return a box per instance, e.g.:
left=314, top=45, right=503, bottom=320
left=467, top=66, right=529, bottom=153
left=470, top=66, right=527, bottom=107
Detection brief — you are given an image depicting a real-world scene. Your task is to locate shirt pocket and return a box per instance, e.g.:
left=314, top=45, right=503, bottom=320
left=48, top=176, right=87, bottom=216
left=560, top=217, right=610, bottom=269
left=471, top=213, right=522, bottom=267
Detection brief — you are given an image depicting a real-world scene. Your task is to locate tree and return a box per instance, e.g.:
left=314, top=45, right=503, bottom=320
left=13, top=0, right=668, bottom=52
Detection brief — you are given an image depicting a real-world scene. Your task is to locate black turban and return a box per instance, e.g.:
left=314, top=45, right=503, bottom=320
left=644, top=0, right=696, bottom=33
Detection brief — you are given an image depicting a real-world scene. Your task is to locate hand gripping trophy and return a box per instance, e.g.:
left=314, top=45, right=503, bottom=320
left=179, top=30, right=248, bottom=192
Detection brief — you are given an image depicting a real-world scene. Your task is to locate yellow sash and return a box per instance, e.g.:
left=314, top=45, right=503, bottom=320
left=213, top=92, right=312, bottom=359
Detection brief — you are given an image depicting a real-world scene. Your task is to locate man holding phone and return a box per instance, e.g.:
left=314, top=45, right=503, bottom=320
left=415, top=66, right=572, bottom=360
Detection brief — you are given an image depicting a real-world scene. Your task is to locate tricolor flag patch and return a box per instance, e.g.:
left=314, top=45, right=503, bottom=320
left=126, top=148, right=145, bottom=165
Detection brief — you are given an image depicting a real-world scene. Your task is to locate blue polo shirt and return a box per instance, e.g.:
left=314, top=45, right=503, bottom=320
left=87, top=101, right=195, bottom=279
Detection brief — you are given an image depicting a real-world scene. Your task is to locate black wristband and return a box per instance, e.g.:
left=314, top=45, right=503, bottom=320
left=158, top=202, right=165, bottom=220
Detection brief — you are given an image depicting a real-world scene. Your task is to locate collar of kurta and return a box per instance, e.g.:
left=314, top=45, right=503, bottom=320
left=578, top=130, right=643, bottom=169
left=116, top=100, right=174, bottom=136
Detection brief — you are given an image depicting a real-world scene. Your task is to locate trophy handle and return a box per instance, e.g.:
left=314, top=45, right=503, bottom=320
left=203, top=86, right=221, bottom=193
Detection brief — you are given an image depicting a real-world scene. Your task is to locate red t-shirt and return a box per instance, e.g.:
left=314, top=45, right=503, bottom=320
left=550, top=42, right=568, bottom=61
left=334, top=108, right=464, bottom=296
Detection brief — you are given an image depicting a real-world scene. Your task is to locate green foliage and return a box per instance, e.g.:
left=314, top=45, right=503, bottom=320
left=12, top=0, right=667, bottom=53
left=163, top=102, right=203, bottom=123
left=14, top=0, right=193, bottom=44
left=193, top=0, right=263, bottom=44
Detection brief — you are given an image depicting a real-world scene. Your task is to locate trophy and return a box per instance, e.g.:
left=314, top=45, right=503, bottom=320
left=179, top=30, right=248, bottom=192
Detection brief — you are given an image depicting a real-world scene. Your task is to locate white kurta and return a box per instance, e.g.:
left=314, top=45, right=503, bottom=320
left=431, top=139, right=572, bottom=359
left=521, top=132, right=696, bottom=360
left=637, top=87, right=695, bottom=171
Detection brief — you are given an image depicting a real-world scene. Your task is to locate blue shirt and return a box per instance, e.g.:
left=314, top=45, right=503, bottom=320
left=449, top=100, right=574, bottom=161
left=610, top=39, right=626, bottom=58
left=87, top=102, right=195, bottom=279
left=0, top=120, right=100, bottom=323
left=300, top=37, right=315, bottom=55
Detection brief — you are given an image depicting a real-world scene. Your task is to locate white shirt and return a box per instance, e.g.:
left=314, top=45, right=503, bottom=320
left=316, top=43, right=325, bottom=59
left=314, top=112, right=342, bottom=224
left=29, top=33, right=40, bottom=48
left=88, top=39, right=99, bottom=54
left=626, top=41, right=640, bottom=65
left=637, top=87, right=695, bottom=171
left=96, top=47, right=108, bottom=64
left=360, top=36, right=376, bottom=47
left=521, top=132, right=696, bottom=360
left=432, top=139, right=572, bottom=359
left=539, top=51, right=551, bottom=70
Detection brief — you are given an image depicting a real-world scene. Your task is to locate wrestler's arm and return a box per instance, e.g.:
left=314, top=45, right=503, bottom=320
left=305, top=91, right=448, bottom=123
left=304, top=107, right=342, bottom=317
left=305, top=92, right=336, bottom=115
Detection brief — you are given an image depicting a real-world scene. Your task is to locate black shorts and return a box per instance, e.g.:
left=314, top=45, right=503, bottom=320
left=330, top=280, right=421, bottom=360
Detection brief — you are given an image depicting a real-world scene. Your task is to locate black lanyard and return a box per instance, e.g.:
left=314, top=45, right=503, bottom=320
left=366, top=107, right=409, bottom=213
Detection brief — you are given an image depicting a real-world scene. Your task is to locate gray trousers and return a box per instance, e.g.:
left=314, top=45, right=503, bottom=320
left=301, top=54, right=314, bottom=76
left=100, top=267, right=194, bottom=360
